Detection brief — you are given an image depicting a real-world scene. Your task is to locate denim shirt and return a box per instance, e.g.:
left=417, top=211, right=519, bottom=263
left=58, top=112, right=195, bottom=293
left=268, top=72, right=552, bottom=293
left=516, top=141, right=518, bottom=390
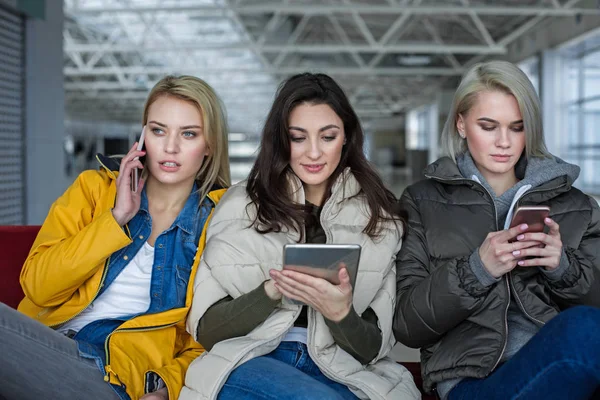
left=73, top=184, right=213, bottom=399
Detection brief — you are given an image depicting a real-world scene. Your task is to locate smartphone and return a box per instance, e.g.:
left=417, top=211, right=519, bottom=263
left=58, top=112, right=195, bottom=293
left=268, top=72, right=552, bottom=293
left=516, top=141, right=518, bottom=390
left=508, top=206, right=550, bottom=242
left=130, top=126, right=146, bottom=193
left=282, top=244, right=361, bottom=306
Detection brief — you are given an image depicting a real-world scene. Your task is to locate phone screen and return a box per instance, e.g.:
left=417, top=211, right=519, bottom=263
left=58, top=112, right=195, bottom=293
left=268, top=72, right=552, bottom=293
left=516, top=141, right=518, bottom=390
left=508, top=206, right=550, bottom=242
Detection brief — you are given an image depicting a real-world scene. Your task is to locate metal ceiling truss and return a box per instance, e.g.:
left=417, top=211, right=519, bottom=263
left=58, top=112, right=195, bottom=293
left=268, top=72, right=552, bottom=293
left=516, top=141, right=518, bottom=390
left=64, top=0, right=589, bottom=129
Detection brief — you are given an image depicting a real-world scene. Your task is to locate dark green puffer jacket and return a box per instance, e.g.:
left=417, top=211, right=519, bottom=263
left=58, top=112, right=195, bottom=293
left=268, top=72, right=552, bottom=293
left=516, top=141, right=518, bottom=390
left=392, top=157, right=600, bottom=395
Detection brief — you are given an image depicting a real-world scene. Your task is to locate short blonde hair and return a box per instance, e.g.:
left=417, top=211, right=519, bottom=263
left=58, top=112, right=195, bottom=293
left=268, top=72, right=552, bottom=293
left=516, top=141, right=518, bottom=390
left=143, top=75, right=230, bottom=200
left=441, top=60, right=550, bottom=161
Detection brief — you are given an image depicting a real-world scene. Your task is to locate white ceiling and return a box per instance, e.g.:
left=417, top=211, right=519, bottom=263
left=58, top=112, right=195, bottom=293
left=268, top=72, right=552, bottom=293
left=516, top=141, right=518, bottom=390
left=63, top=0, right=597, bottom=133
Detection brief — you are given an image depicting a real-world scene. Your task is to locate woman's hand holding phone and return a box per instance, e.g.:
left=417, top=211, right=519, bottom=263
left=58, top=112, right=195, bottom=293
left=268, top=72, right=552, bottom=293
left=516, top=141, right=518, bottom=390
left=112, top=142, right=146, bottom=226
left=269, top=266, right=353, bottom=322
left=512, top=218, right=563, bottom=271
left=479, top=224, right=542, bottom=278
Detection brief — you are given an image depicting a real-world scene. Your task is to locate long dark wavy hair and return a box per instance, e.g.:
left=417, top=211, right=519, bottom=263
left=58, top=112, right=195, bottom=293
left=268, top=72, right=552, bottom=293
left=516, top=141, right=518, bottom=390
left=246, top=73, right=405, bottom=241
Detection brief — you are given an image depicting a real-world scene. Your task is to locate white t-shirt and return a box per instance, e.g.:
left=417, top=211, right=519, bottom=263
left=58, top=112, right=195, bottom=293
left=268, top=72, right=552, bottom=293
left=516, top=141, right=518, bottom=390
left=282, top=327, right=308, bottom=344
left=57, top=242, right=154, bottom=334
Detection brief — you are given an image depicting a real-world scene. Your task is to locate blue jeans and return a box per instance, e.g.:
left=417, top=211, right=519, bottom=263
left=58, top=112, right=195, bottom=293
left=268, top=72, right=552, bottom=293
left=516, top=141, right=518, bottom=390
left=449, top=306, right=600, bottom=400
left=218, top=341, right=359, bottom=400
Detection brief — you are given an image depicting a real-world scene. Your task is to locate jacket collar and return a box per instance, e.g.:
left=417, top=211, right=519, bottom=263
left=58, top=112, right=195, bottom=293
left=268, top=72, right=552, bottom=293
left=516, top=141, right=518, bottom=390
left=96, top=153, right=120, bottom=180
left=423, top=157, right=465, bottom=181
left=137, top=183, right=201, bottom=235
left=424, top=156, right=573, bottom=199
left=97, top=153, right=225, bottom=234
left=287, top=167, right=361, bottom=205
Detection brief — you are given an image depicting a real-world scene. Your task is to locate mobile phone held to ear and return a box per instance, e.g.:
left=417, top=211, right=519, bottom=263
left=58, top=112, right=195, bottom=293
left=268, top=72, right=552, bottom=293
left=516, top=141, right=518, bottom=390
left=508, top=206, right=550, bottom=242
left=130, top=126, right=146, bottom=193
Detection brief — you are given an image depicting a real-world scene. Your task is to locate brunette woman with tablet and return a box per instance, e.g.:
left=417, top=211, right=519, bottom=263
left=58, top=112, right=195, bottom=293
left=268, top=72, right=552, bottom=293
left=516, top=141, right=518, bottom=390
left=181, top=73, right=420, bottom=400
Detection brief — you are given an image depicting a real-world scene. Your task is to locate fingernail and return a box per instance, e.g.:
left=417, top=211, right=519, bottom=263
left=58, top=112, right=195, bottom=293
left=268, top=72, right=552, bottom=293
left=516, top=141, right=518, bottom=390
left=518, top=261, right=525, bottom=266
left=512, top=250, right=520, bottom=256
left=545, top=218, right=551, bottom=223
left=517, top=234, right=525, bottom=240
left=520, top=224, right=528, bottom=230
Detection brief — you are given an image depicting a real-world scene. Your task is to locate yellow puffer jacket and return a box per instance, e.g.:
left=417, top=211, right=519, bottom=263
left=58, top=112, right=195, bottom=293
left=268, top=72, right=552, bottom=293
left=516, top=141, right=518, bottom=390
left=18, top=166, right=225, bottom=399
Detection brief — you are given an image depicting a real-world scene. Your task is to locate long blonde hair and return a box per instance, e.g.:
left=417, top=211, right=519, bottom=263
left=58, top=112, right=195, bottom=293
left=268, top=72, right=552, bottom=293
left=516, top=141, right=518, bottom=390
left=441, top=60, right=550, bottom=161
left=143, top=75, right=230, bottom=200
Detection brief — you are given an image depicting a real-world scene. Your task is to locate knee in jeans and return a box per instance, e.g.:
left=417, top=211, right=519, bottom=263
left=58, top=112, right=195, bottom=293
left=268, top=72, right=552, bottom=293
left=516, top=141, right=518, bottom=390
left=559, top=306, right=600, bottom=327
left=291, top=386, right=347, bottom=400
left=555, top=306, right=600, bottom=344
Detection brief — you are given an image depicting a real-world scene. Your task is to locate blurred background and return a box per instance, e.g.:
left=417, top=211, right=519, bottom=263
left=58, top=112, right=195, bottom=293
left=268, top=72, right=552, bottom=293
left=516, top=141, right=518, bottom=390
left=1, top=0, right=600, bottom=362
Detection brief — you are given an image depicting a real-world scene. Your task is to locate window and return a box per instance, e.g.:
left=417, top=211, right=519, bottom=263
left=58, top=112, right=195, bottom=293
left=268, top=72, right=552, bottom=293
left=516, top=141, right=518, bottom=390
left=560, top=33, right=600, bottom=195
left=406, top=106, right=431, bottom=150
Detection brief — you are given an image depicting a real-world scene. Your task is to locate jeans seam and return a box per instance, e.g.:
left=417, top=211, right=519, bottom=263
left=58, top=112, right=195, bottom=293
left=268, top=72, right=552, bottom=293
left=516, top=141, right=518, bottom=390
left=514, top=359, right=598, bottom=400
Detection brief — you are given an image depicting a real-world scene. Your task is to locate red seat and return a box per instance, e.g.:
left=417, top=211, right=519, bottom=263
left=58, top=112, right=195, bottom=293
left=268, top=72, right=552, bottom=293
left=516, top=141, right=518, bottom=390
left=0, top=225, right=40, bottom=309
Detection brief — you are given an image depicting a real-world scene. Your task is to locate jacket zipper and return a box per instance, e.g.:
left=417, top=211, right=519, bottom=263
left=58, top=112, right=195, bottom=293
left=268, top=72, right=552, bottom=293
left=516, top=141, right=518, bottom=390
left=505, top=183, right=566, bottom=328
left=302, top=180, right=381, bottom=399
left=103, top=321, right=179, bottom=386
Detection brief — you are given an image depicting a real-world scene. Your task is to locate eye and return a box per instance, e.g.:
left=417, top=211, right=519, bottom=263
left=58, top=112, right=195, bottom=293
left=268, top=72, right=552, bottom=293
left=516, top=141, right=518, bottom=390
left=323, top=135, right=337, bottom=142
left=290, top=136, right=305, bottom=143
left=480, top=125, right=496, bottom=132
left=511, top=126, right=524, bottom=133
left=151, top=127, right=165, bottom=135
left=182, top=131, right=197, bottom=138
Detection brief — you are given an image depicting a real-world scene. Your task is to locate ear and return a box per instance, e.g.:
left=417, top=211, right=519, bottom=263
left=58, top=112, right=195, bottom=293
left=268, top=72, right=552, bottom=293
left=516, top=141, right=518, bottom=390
left=456, top=114, right=466, bottom=139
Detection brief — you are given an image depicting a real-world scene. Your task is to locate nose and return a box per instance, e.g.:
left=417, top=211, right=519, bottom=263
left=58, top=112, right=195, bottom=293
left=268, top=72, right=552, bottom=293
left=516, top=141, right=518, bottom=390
left=164, top=132, right=180, bottom=154
left=495, top=128, right=510, bottom=149
left=306, top=137, right=323, bottom=160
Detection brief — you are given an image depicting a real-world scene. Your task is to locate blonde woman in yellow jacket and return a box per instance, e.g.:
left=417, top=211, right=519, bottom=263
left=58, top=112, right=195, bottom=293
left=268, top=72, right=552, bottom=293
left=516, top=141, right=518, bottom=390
left=0, top=76, right=230, bottom=400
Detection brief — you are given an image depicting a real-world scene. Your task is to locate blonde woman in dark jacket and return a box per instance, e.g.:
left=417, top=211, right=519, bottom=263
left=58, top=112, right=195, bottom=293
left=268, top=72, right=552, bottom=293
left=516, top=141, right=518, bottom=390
left=393, top=60, right=600, bottom=400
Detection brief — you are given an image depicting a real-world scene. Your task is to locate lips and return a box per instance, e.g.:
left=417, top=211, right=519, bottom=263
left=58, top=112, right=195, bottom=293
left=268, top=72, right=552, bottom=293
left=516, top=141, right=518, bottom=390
left=491, top=154, right=511, bottom=162
left=159, top=161, right=180, bottom=167
left=302, top=164, right=325, bottom=173
left=159, top=160, right=181, bottom=172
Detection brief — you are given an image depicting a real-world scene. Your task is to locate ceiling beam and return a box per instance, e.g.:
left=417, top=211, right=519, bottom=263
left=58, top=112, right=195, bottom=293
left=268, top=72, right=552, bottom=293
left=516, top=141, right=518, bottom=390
left=65, top=88, right=277, bottom=99
left=65, top=4, right=600, bottom=16
left=460, top=0, right=496, bottom=47
left=65, top=66, right=463, bottom=80
left=422, top=18, right=462, bottom=69
left=65, top=43, right=506, bottom=54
